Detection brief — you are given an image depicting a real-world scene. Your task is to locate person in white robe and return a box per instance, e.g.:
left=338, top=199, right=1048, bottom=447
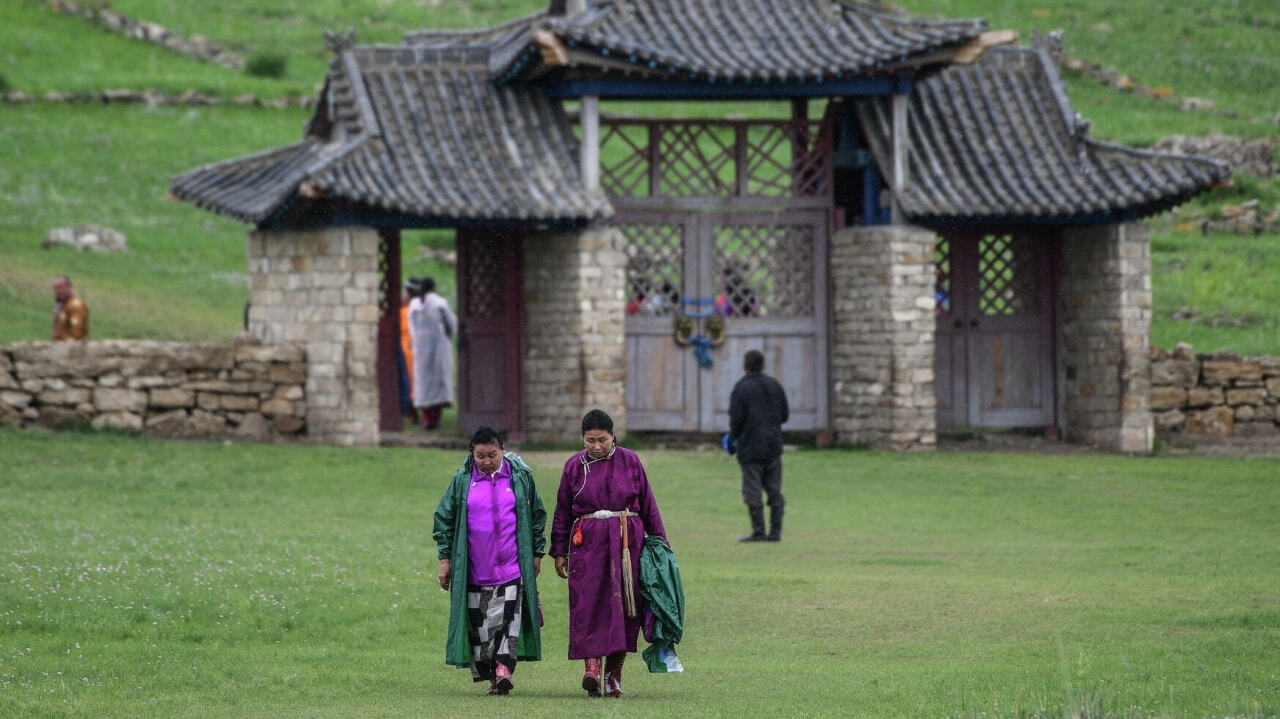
left=409, top=276, right=458, bottom=429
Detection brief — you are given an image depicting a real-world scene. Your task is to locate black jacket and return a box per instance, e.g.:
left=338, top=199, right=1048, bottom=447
left=728, top=372, right=789, bottom=462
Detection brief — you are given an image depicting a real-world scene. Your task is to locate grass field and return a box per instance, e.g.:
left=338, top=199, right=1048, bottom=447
left=1, top=428, right=1278, bottom=717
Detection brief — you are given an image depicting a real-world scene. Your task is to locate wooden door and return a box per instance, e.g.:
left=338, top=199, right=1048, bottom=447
left=620, top=210, right=829, bottom=432
left=619, top=212, right=700, bottom=430
left=457, top=227, right=525, bottom=439
left=936, top=232, right=1057, bottom=429
left=700, top=211, right=829, bottom=432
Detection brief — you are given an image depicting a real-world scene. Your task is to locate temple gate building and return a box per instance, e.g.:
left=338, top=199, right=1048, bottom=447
left=172, top=0, right=1227, bottom=450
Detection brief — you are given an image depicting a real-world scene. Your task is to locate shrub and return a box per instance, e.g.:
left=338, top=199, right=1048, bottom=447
left=0, top=73, right=10, bottom=94
left=245, top=52, right=287, bottom=79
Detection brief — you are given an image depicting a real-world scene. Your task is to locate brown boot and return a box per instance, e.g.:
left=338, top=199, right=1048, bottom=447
left=604, top=652, right=625, bottom=697
left=582, top=657, right=602, bottom=697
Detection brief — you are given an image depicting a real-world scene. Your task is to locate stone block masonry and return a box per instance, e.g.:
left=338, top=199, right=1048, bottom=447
left=247, top=228, right=380, bottom=446
left=830, top=225, right=937, bottom=451
left=522, top=224, right=627, bottom=443
left=0, top=338, right=305, bottom=439
left=1060, top=223, right=1153, bottom=453
left=1151, top=343, right=1280, bottom=439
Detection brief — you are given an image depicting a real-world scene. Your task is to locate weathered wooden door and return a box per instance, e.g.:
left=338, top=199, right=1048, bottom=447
left=457, top=227, right=525, bottom=438
left=936, top=232, right=1057, bottom=429
left=603, top=114, right=834, bottom=433
left=620, top=210, right=829, bottom=432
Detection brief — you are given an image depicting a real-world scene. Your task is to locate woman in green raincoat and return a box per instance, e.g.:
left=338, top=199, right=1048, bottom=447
left=433, top=426, right=546, bottom=695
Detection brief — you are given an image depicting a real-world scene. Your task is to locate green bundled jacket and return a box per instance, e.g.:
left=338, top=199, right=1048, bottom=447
left=640, top=534, right=685, bottom=673
left=432, top=452, right=546, bottom=667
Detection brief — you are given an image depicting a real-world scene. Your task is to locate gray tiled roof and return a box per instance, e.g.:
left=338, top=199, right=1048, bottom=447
left=403, top=10, right=548, bottom=78
left=171, top=43, right=611, bottom=225
left=856, top=46, right=1230, bottom=223
left=513, top=0, right=986, bottom=82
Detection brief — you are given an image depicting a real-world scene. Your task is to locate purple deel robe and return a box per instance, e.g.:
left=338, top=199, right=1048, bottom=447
left=550, top=447, right=666, bottom=659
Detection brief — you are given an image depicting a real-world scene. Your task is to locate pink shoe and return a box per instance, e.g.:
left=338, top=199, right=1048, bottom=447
left=490, top=663, right=513, bottom=695
left=582, top=657, right=602, bottom=697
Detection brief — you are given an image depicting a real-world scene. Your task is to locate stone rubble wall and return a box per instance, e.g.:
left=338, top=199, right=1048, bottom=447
left=1060, top=223, right=1154, bottom=453
left=1150, top=343, right=1280, bottom=439
left=830, top=224, right=937, bottom=451
left=0, top=339, right=306, bottom=439
left=1149, top=134, right=1277, bottom=180
left=2, top=90, right=316, bottom=109
left=39, top=0, right=244, bottom=70
left=522, top=224, right=627, bottom=443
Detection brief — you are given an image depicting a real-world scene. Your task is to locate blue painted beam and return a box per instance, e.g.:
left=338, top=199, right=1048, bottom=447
left=258, top=202, right=589, bottom=231
left=915, top=208, right=1145, bottom=228
left=542, top=76, right=913, bottom=100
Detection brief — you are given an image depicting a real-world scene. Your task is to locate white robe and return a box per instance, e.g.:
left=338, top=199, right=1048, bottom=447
left=409, top=293, right=457, bottom=408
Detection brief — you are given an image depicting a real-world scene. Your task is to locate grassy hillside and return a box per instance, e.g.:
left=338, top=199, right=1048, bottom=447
left=1, top=0, right=1277, bottom=353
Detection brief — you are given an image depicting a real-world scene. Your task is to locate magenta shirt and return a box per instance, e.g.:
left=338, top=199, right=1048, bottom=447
left=466, top=458, right=521, bottom=586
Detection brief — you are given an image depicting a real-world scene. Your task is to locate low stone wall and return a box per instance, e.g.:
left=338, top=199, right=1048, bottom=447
left=1151, top=343, right=1280, bottom=438
left=0, top=339, right=306, bottom=440
left=39, top=0, right=244, bottom=70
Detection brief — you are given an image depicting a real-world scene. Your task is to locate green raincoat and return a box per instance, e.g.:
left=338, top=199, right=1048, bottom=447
left=433, top=452, right=546, bottom=667
left=639, top=534, right=685, bottom=672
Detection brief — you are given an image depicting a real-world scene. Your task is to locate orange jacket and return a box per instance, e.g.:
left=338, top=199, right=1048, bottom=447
left=400, top=303, right=414, bottom=387
left=53, top=296, right=89, bottom=340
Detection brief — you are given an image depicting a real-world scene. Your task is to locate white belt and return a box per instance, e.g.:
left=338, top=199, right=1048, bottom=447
left=580, top=509, right=629, bottom=519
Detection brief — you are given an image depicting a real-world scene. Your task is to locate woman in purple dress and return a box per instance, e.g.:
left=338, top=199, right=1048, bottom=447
left=551, top=409, right=667, bottom=698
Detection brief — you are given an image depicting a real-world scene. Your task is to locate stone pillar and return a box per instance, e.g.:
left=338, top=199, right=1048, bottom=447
left=522, top=224, right=626, bottom=443
left=830, top=224, right=937, bottom=451
left=1059, top=222, right=1153, bottom=453
left=247, top=227, right=381, bottom=446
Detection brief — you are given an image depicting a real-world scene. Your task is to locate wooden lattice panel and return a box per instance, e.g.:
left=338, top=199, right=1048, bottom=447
left=378, top=232, right=393, bottom=315
left=712, top=223, right=814, bottom=318
left=744, top=121, right=832, bottom=197
left=599, top=118, right=832, bottom=201
left=934, top=238, right=952, bottom=315
left=465, top=237, right=508, bottom=319
left=978, top=235, right=1038, bottom=316
left=600, top=123, right=650, bottom=197
left=621, top=223, right=684, bottom=317
left=657, top=124, right=736, bottom=197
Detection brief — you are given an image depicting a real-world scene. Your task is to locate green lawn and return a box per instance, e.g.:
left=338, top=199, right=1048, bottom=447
left=1, top=429, right=1278, bottom=717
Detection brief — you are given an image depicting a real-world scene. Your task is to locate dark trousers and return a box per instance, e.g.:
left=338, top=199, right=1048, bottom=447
left=739, top=455, right=784, bottom=511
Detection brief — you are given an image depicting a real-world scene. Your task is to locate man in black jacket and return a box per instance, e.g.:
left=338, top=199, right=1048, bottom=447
left=728, top=350, right=789, bottom=542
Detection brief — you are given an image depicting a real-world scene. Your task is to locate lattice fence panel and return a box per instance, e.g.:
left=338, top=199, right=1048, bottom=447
left=620, top=223, right=684, bottom=317
left=978, top=235, right=1038, bottom=316
left=744, top=120, right=831, bottom=198
left=657, top=124, right=736, bottom=197
left=599, top=123, right=650, bottom=198
left=713, top=224, right=814, bottom=318
left=935, top=237, right=952, bottom=315
left=465, top=237, right=508, bottom=319
left=378, top=232, right=393, bottom=315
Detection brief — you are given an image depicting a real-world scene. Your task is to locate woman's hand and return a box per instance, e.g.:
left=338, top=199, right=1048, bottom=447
left=533, top=556, right=542, bottom=577
left=554, top=555, right=568, bottom=579
left=438, top=559, right=451, bottom=590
